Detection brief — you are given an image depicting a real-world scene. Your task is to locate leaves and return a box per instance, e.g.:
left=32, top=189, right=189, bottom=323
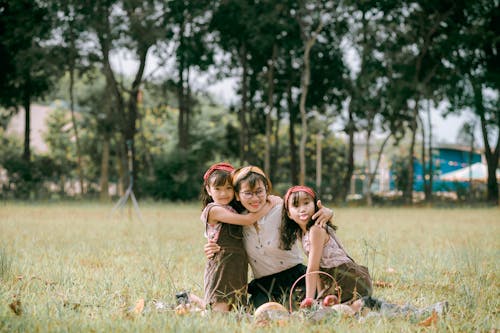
left=132, top=298, right=145, bottom=314
left=9, top=296, right=22, bottom=316
left=418, top=310, right=438, bottom=327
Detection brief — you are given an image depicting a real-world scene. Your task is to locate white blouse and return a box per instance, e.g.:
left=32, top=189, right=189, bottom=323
left=243, top=204, right=304, bottom=279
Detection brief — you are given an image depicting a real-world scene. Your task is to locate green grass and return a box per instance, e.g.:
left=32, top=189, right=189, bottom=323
left=0, top=202, right=498, bottom=332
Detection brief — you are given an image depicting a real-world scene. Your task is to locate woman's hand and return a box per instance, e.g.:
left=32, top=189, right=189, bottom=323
left=312, top=200, right=334, bottom=227
left=267, top=194, right=283, bottom=207
left=204, top=239, right=220, bottom=259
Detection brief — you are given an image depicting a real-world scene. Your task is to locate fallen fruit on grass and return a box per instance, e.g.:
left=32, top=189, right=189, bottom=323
left=322, top=295, right=339, bottom=307
left=254, top=301, right=288, bottom=318
left=175, top=304, right=190, bottom=315
left=300, top=297, right=314, bottom=309
left=254, top=301, right=289, bottom=325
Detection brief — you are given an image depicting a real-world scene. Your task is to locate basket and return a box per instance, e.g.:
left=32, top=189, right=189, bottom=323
left=288, top=270, right=340, bottom=312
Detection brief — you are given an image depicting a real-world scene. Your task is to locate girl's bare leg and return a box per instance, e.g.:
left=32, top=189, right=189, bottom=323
left=188, top=293, right=207, bottom=309
left=350, top=299, right=364, bottom=313
left=211, top=301, right=231, bottom=312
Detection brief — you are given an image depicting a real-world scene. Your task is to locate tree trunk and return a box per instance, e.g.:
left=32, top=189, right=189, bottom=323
left=264, top=44, right=277, bottom=176
left=418, top=113, right=429, bottom=201
left=288, top=82, right=298, bottom=185
left=364, top=127, right=373, bottom=206
left=69, top=65, right=85, bottom=196
left=472, top=80, right=499, bottom=205
left=341, top=103, right=355, bottom=202
left=177, top=23, right=189, bottom=150
left=271, top=106, right=280, bottom=183
left=426, top=101, right=434, bottom=202
left=117, top=141, right=126, bottom=196
left=298, top=22, right=323, bottom=185
left=367, top=133, right=391, bottom=206
left=316, top=133, right=323, bottom=197
left=405, top=101, right=419, bottom=204
left=22, top=96, right=31, bottom=162
left=99, top=132, right=110, bottom=202
left=239, top=43, right=249, bottom=165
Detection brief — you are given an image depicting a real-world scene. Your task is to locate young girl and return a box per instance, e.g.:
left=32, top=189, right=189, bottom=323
left=280, top=185, right=373, bottom=306
left=201, top=162, right=276, bottom=312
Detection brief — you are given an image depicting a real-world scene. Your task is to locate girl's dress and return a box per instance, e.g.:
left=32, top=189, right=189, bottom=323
left=302, top=226, right=372, bottom=303
left=201, top=203, right=248, bottom=307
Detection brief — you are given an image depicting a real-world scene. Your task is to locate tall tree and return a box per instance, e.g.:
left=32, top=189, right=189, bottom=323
left=295, top=1, right=327, bottom=185
left=446, top=0, right=499, bottom=204
left=166, top=1, right=214, bottom=151
left=383, top=0, right=461, bottom=203
left=0, top=0, right=62, bottom=162
left=53, top=0, right=91, bottom=195
left=83, top=0, right=168, bottom=190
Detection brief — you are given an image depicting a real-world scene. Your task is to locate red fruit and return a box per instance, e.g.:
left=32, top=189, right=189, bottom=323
left=300, top=297, right=314, bottom=309
left=322, top=295, right=339, bottom=307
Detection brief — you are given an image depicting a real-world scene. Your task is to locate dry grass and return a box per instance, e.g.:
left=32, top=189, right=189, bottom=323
left=0, top=202, right=498, bottom=332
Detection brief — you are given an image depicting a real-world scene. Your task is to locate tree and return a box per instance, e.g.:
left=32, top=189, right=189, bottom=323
left=446, top=0, right=499, bottom=204
left=382, top=0, right=461, bottom=204
left=83, top=0, right=169, bottom=191
left=165, top=1, right=214, bottom=151
left=296, top=2, right=326, bottom=185
left=53, top=0, right=91, bottom=195
left=0, top=0, right=62, bottom=162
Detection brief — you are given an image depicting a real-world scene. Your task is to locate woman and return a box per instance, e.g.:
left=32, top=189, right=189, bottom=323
left=204, top=165, right=333, bottom=308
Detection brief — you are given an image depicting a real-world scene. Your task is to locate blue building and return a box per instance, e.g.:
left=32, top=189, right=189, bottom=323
left=390, top=144, right=482, bottom=192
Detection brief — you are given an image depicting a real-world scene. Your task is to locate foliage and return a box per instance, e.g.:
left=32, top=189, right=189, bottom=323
left=390, top=154, right=410, bottom=194
left=0, top=0, right=497, bottom=205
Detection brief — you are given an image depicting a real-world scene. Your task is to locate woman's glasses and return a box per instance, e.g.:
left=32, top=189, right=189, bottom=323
left=239, top=188, right=266, bottom=199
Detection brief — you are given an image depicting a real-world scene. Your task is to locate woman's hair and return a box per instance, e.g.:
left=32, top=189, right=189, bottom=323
left=231, top=166, right=272, bottom=194
left=200, top=162, right=235, bottom=209
left=280, top=187, right=336, bottom=250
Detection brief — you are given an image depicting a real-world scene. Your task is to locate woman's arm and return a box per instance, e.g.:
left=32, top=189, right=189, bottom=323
left=312, top=200, right=334, bottom=227
left=305, top=225, right=328, bottom=299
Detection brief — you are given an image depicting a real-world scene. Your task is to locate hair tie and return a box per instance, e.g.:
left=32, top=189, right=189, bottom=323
left=203, top=162, right=235, bottom=181
left=232, top=166, right=272, bottom=191
left=284, top=185, right=316, bottom=205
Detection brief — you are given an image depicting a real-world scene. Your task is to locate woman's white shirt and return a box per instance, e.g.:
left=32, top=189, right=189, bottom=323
left=243, top=203, right=303, bottom=279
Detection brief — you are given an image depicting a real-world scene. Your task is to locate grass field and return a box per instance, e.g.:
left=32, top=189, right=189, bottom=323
left=0, top=202, right=498, bottom=332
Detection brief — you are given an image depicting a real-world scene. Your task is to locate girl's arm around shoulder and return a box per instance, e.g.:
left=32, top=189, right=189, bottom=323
left=207, top=201, right=272, bottom=226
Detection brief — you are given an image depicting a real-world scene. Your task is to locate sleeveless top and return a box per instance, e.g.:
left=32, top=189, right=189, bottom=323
left=302, top=226, right=352, bottom=269
left=201, top=202, right=244, bottom=248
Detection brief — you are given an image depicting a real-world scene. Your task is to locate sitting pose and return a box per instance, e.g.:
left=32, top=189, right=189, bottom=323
left=204, top=166, right=334, bottom=309
left=280, top=185, right=373, bottom=306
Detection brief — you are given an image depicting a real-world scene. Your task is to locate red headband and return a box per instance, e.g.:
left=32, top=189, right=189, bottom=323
left=284, top=185, right=316, bottom=205
left=203, top=162, right=235, bottom=181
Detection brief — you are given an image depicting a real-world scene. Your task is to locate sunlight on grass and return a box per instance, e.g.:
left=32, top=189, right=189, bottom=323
left=0, top=202, right=498, bottom=332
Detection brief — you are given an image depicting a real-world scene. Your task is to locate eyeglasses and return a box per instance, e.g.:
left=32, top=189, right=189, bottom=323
left=239, top=188, right=267, bottom=199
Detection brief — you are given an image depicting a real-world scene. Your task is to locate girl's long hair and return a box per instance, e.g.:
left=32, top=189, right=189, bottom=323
left=280, top=190, right=336, bottom=250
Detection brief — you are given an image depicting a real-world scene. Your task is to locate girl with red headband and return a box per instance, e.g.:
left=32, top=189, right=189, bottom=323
left=200, top=162, right=278, bottom=312
left=280, top=185, right=373, bottom=308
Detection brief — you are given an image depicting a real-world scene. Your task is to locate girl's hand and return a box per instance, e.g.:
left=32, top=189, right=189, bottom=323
left=312, top=200, right=333, bottom=227
left=204, top=239, right=220, bottom=259
left=267, top=195, right=283, bottom=207
left=300, top=297, right=314, bottom=309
